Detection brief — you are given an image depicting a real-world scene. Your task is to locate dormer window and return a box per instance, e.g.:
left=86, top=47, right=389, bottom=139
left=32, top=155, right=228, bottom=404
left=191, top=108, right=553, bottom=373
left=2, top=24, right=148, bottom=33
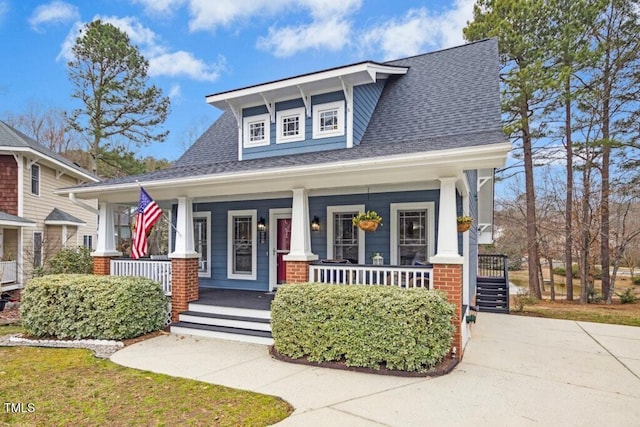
left=276, top=107, right=305, bottom=144
left=313, top=101, right=344, bottom=139
left=243, top=113, right=270, bottom=148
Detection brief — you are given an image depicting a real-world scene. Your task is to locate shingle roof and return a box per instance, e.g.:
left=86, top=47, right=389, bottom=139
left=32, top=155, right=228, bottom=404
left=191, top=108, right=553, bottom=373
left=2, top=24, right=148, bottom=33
left=44, top=208, right=85, bottom=225
left=68, top=38, right=505, bottom=189
left=0, top=211, right=35, bottom=225
left=0, top=120, right=97, bottom=180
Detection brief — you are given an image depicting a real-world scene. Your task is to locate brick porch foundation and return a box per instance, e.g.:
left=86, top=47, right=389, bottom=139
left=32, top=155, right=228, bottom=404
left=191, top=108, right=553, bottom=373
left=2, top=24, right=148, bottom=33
left=170, top=257, right=199, bottom=322
left=93, top=256, right=112, bottom=275
left=431, top=263, right=463, bottom=358
left=285, top=260, right=311, bottom=283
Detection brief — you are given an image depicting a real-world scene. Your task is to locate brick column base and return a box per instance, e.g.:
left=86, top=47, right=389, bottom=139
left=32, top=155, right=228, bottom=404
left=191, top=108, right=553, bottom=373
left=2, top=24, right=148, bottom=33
left=170, top=257, right=199, bottom=322
left=432, top=263, right=463, bottom=358
left=93, top=256, right=112, bottom=275
left=285, top=260, right=311, bottom=284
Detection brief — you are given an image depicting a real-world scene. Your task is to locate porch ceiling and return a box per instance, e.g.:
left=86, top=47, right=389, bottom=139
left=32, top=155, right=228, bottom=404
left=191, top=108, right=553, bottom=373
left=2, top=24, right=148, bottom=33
left=60, top=142, right=511, bottom=204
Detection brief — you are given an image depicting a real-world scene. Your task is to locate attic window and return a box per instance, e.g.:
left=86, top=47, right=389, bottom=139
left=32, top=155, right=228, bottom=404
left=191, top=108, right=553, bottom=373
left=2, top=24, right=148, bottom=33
left=276, top=107, right=305, bottom=144
left=313, top=101, right=344, bottom=139
left=243, top=113, right=270, bottom=148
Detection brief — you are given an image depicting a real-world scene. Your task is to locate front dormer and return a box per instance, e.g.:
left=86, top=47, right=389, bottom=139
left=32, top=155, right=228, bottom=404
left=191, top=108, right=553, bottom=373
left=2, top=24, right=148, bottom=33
left=206, top=62, right=409, bottom=161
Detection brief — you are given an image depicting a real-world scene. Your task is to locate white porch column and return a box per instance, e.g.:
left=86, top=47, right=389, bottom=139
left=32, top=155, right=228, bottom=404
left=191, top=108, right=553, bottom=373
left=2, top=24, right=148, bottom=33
left=283, top=188, right=318, bottom=261
left=430, top=177, right=463, bottom=265
left=169, top=196, right=198, bottom=258
left=93, top=202, right=121, bottom=257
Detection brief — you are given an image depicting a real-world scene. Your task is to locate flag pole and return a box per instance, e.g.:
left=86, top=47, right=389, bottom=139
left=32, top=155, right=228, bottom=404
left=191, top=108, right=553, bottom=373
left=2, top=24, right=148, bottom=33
left=135, top=180, right=181, bottom=237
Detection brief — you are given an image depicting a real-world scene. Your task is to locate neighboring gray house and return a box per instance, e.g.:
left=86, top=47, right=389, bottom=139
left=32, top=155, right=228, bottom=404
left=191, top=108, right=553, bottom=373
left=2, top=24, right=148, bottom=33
left=59, top=39, right=510, bottom=356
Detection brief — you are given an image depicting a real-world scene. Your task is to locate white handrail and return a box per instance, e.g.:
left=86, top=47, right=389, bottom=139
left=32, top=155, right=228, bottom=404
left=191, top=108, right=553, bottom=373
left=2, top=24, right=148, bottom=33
left=308, top=264, right=431, bottom=289
left=110, top=259, right=172, bottom=295
left=0, top=261, right=17, bottom=284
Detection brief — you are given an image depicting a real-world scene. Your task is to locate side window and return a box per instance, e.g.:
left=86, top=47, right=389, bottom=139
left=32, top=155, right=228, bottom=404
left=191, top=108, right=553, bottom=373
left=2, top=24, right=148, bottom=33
left=31, top=164, right=40, bottom=195
left=33, top=231, right=43, bottom=267
left=312, top=101, right=345, bottom=139
left=327, top=205, right=365, bottom=264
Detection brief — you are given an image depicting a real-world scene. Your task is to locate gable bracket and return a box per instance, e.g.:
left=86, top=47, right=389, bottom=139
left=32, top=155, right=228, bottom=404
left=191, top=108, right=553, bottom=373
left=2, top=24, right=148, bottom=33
left=297, top=85, right=311, bottom=117
left=339, top=76, right=353, bottom=112
left=260, top=93, right=275, bottom=123
left=226, top=101, right=241, bottom=127
left=56, top=170, right=64, bottom=180
left=26, top=157, right=38, bottom=170
left=478, top=177, right=491, bottom=189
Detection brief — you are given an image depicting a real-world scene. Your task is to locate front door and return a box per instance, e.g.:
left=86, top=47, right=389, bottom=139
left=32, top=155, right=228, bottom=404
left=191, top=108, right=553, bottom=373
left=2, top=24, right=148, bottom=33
left=269, top=209, right=291, bottom=290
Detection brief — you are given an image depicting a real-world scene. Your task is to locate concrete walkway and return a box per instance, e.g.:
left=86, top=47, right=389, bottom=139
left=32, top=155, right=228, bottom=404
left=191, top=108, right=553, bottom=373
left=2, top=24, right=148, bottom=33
left=111, top=314, right=640, bottom=426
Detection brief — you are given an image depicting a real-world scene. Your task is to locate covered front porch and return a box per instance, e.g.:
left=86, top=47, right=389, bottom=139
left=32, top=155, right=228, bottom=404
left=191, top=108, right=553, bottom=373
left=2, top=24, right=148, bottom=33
left=59, top=144, right=510, bottom=356
left=0, top=212, right=36, bottom=291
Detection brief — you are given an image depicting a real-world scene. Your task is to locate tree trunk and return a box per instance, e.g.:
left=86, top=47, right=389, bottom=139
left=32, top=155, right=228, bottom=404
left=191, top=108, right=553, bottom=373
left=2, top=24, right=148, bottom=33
left=601, top=72, right=611, bottom=304
left=521, top=99, right=542, bottom=299
left=548, top=257, right=555, bottom=301
left=564, top=76, right=574, bottom=301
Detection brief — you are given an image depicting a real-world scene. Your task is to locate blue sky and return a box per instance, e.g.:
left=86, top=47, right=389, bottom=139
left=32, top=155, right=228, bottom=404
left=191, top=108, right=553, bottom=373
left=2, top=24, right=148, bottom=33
left=0, top=0, right=476, bottom=161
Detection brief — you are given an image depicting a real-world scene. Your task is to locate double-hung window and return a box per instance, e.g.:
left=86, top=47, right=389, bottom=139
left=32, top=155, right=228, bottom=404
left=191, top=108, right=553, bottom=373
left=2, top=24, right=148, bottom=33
left=227, top=210, right=257, bottom=280
left=31, top=164, right=40, bottom=196
left=390, top=202, right=435, bottom=265
left=276, top=107, right=305, bottom=143
left=193, top=212, right=211, bottom=278
left=312, top=101, right=344, bottom=139
left=243, top=113, right=270, bottom=148
left=327, top=205, right=365, bottom=264
left=33, top=231, right=43, bottom=268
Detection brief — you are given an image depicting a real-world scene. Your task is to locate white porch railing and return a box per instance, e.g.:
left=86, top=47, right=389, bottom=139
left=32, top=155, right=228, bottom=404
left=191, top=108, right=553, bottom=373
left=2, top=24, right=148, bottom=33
left=0, top=261, right=17, bottom=284
left=309, top=263, right=432, bottom=289
left=110, top=259, right=172, bottom=295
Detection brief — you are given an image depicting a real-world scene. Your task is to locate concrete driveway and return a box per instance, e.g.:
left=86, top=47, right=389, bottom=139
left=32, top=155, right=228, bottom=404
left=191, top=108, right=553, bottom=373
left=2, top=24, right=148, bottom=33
left=111, top=313, right=640, bottom=426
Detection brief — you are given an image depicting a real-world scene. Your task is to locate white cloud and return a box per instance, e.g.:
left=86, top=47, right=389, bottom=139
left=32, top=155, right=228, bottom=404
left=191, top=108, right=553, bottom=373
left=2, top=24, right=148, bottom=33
left=131, top=0, right=186, bottom=16
left=257, top=17, right=351, bottom=57
left=57, top=15, right=223, bottom=83
left=360, top=0, right=475, bottom=60
left=167, top=84, right=182, bottom=100
left=29, top=1, right=79, bottom=31
left=149, top=51, right=226, bottom=82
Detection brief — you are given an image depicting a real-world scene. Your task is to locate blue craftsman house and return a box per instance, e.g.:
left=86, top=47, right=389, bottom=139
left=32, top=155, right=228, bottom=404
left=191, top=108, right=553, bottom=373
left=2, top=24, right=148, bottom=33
left=59, top=38, right=510, bottom=356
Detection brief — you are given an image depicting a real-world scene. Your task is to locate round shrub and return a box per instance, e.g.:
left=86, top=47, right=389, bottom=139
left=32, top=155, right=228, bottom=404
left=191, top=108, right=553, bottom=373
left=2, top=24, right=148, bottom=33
left=20, top=274, right=168, bottom=340
left=271, top=283, right=455, bottom=372
left=47, top=247, right=93, bottom=274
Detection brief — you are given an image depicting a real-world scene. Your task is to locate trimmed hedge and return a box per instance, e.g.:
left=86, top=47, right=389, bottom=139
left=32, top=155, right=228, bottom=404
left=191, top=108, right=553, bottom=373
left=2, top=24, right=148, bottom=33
left=20, top=274, right=168, bottom=340
left=271, top=283, right=455, bottom=372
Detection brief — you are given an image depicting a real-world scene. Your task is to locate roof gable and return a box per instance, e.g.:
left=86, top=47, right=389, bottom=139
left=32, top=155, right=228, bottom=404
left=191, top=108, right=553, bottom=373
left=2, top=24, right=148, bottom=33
left=0, top=120, right=98, bottom=182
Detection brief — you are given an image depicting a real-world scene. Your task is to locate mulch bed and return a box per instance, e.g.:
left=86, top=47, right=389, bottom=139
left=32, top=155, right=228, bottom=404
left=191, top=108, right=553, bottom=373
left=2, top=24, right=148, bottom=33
left=269, top=346, right=458, bottom=377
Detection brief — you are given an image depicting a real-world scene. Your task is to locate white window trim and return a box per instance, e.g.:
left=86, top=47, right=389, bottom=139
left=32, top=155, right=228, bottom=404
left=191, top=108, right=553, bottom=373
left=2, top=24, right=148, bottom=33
left=242, top=113, right=271, bottom=148
left=227, top=209, right=257, bottom=280
left=313, top=101, right=345, bottom=139
left=326, top=204, right=365, bottom=264
left=390, top=202, right=436, bottom=265
left=31, top=163, right=40, bottom=196
left=193, top=211, right=211, bottom=278
left=276, top=107, right=305, bottom=144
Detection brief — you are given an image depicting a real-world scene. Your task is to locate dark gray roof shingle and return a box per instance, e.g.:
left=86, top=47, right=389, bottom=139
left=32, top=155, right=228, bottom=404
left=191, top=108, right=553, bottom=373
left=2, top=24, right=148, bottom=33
left=0, top=211, right=35, bottom=225
left=44, top=208, right=85, bottom=224
left=69, top=39, right=505, bottom=189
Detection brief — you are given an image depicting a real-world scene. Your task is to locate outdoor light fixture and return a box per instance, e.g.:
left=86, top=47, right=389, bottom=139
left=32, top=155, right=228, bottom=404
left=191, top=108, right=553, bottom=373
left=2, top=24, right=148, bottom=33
left=311, top=216, right=320, bottom=232
left=258, top=217, right=266, bottom=244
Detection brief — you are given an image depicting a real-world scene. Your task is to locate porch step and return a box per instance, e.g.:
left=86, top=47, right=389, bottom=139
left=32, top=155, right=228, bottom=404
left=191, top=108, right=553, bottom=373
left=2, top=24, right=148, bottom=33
left=170, top=305, right=273, bottom=345
left=171, top=322, right=273, bottom=345
left=477, top=279, right=510, bottom=314
left=187, top=303, right=271, bottom=320
left=179, top=311, right=271, bottom=332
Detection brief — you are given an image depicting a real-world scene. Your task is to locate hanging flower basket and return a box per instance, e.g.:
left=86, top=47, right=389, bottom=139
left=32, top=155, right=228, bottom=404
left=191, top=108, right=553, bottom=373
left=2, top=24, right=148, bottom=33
left=358, top=220, right=380, bottom=232
left=457, top=216, right=473, bottom=233
left=353, top=211, right=383, bottom=232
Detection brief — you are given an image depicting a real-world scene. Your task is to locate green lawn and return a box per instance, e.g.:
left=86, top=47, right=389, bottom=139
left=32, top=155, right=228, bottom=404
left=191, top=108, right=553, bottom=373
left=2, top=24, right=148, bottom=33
left=0, top=330, right=292, bottom=426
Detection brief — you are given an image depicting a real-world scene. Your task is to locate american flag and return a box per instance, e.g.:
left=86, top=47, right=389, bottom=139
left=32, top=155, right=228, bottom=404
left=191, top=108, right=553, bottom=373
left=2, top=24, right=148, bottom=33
left=131, top=187, right=163, bottom=259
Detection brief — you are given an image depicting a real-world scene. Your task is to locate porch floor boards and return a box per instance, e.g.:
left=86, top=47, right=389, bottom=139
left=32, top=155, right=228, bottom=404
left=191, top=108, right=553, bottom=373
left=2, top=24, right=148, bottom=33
left=195, top=288, right=275, bottom=311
